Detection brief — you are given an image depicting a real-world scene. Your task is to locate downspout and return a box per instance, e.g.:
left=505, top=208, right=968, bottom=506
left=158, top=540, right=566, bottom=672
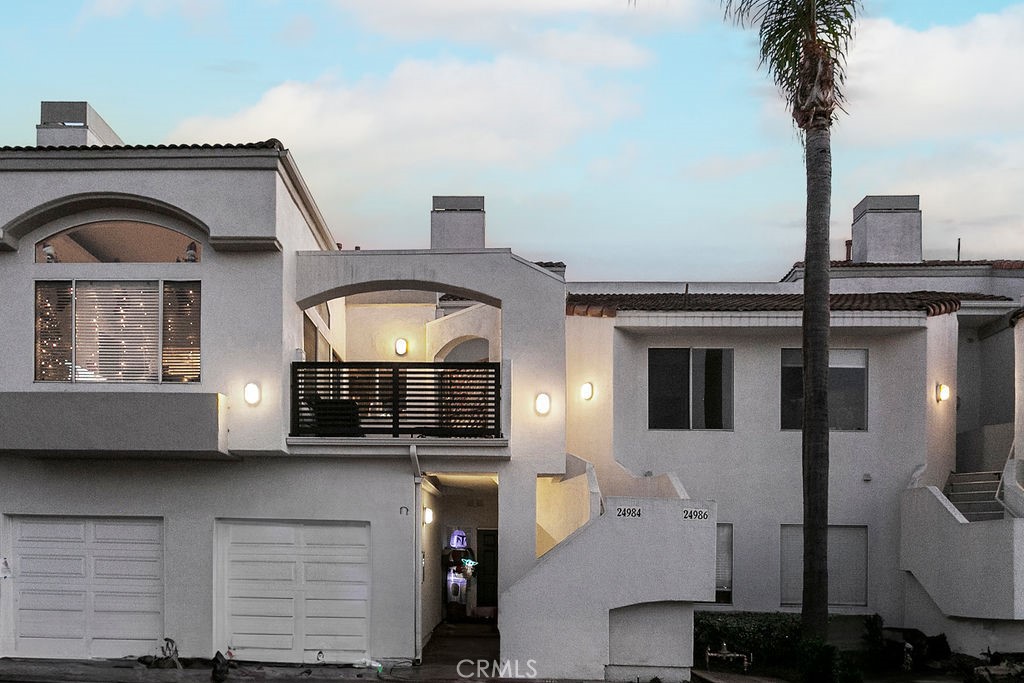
left=410, top=445, right=423, bottom=664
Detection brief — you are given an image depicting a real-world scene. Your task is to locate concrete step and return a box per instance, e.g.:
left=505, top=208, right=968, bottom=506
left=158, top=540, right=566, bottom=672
left=947, top=470, right=1001, bottom=484
left=963, top=510, right=1005, bottom=522
left=942, top=491, right=999, bottom=501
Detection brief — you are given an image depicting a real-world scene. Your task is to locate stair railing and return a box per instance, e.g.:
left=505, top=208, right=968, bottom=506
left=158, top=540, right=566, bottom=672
left=995, top=441, right=1023, bottom=517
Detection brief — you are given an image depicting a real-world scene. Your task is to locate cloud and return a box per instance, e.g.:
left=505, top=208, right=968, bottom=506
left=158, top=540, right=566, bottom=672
left=682, top=151, right=774, bottom=181
left=167, top=57, right=638, bottom=246
left=330, top=0, right=705, bottom=68
left=76, top=0, right=223, bottom=27
left=279, top=14, right=316, bottom=46
left=841, top=6, right=1024, bottom=146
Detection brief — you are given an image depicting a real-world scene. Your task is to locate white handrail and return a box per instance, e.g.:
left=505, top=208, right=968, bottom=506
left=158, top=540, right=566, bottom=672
left=995, top=441, right=1021, bottom=517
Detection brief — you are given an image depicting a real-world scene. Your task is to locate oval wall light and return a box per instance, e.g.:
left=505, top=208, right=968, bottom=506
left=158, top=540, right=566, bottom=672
left=535, top=392, right=551, bottom=416
left=395, top=338, right=408, bottom=356
left=243, top=382, right=262, bottom=406
left=936, top=383, right=951, bottom=403
left=423, top=507, right=434, bottom=525
left=580, top=382, right=594, bottom=401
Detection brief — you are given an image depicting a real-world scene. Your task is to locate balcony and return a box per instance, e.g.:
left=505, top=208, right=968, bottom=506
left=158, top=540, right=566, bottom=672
left=290, top=362, right=502, bottom=439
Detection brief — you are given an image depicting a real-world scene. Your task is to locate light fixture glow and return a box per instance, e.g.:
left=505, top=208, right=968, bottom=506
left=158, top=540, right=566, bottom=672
left=580, top=382, right=594, bottom=401
left=395, top=338, right=408, bottom=356
left=936, top=383, right=951, bottom=403
left=535, top=392, right=551, bottom=416
left=423, top=507, right=434, bottom=525
left=243, top=382, right=261, bottom=406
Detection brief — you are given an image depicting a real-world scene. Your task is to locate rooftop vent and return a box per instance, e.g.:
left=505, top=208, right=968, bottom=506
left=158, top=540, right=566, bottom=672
left=431, top=196, right=485, bottom=249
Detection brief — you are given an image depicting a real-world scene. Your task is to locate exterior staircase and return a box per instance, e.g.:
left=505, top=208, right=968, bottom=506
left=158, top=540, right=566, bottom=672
left=944, top=470, right=1004, bottom=521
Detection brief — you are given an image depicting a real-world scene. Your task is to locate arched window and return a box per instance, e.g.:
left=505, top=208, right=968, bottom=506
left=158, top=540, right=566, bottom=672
left=35, top=221, right=200, bottom=263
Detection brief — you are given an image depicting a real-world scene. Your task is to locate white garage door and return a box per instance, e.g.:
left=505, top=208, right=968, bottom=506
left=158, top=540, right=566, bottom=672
left=217, top=520, right=370, bottom=664
left=11, top=517, right=164, bottom=658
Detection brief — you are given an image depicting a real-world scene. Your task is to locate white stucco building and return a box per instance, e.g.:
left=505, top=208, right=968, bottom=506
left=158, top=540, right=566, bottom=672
left=0, top=102, right=1021, bottom=681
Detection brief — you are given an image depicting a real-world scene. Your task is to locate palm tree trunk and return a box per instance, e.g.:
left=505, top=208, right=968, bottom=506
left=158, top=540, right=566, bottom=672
left=801, top=123, right=831, bottom=639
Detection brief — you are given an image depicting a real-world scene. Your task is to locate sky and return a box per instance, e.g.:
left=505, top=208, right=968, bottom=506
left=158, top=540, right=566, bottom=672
left=3, top=0, right=1022, bottom=282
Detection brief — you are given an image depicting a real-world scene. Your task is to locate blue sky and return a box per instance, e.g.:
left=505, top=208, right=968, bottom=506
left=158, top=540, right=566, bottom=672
left=4, top=0, right=1022, bottom=281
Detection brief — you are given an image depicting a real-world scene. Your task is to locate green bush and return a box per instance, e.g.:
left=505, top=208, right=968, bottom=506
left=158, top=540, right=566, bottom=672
left=694, top=611, right=801, bottom=666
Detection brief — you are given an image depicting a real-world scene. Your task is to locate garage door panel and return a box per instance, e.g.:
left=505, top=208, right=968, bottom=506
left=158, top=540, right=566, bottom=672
left=93, top=521, right=162, bottom=545
left=303, top=525, right=369, bottom=548
left=16, top=590, right=86, bottom=611
left=230, top=615, right=295, bottom=634
left=18, top=555, right=87, bottom=579
left=306, top=616, right=367, bottom=637
left=230, top=597, right=295, bottom=617
left=304, top=635, right=366, bottom=652
left=229, top=560, right=297, bottom=582
left=91, top=612, right=163, bottom=639
left=16, top=520, right=87, bottom=543
left=231, top=633, right=295, bottom=650
left=92, top=591, right=162, bottom=613
left=229, top=524, right=300, bottom=546
left=17, top=607, right=86, bottom=639
left=303, top=561, right=369, bottom=583
left=94, top=557, right=162, bottom=580
left=219, top=521, right=370, bottom=664
left=305, top=598, right=367, bottom=618
left=12, top=517, right=164, bottom=659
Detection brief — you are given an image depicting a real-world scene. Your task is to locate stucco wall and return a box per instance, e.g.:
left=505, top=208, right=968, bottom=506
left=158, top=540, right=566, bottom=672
left=0, top=457, right=419, bottom=660
left=425, top=303, right=500, bottom=362
left=344, top=303, right=436, bottom=361
left=535, top=474, right=593, bottom=556
left=925, top=314, right=958, bottom=485
left=900, top=486, right=1023, bottom=619
left=501, top=496, right=715, bottom=680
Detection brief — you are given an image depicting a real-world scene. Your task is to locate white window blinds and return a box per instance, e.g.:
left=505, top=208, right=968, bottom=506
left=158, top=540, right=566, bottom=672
left=162, top=281, right=201, bottom=382
left=74, top=281, right=160, bottom=382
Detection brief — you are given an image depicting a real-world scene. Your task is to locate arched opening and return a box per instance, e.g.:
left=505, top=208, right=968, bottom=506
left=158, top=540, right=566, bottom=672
left=435, top=336, right=489, bottom=363
left=36, top=220, right=200, bottom=263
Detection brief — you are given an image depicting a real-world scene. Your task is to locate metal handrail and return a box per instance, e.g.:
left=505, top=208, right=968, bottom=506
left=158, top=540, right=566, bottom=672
left=995, top=440, right=1019, bottom=517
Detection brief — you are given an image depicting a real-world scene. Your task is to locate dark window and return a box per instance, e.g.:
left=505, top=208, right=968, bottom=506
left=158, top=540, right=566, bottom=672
left=648, top=348, right=733, bottom=430
left=781, top=349, right=867, bottom=430
left=716, top=523, right=733, bottom=604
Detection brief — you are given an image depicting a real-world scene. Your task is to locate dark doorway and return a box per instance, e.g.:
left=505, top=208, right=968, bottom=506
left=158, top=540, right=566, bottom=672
left=476, top=529, right=498, bottom=608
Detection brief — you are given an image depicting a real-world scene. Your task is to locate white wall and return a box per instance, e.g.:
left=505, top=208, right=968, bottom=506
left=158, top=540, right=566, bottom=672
left=925, top=314, right=958, bottom=485
left=344, top=303, right=436, bottom=361
left=0, top=457, right=419, bottom=660
left=425, top=303, right=500, bottom=362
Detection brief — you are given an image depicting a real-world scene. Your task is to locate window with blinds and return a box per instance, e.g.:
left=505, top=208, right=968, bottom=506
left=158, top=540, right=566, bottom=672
left=34, top=280, right=201, bottom=383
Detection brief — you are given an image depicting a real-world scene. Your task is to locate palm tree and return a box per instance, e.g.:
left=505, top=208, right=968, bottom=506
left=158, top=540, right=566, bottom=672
left=722, top=0, right=860, bottom=639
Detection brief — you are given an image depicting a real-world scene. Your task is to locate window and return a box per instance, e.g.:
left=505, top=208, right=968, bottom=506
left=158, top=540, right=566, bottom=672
left=34, top=280, right=200, bottom=383
left=715, top=524, right=733, bottom=604
left=780, top=349, right=867, bottom=431
left=780, top=525, right=867, bottom=606
left=648, top=348, right=733, bottom=429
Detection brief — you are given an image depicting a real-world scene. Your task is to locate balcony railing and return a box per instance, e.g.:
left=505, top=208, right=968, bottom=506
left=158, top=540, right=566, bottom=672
left=291, top=361, right=501, bottom=438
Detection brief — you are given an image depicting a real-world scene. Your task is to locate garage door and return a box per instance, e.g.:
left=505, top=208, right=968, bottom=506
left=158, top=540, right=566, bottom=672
left=11, top=517, right=164, bottom=658
left=217, top=520, right=370, bottom=664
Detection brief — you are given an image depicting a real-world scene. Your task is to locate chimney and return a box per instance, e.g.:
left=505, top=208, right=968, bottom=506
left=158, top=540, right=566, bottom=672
left=36, top=101, right=124, bottom=147
left=430, top=196, right=485, bottom=250
left=850, top=195, right=922, bottom=263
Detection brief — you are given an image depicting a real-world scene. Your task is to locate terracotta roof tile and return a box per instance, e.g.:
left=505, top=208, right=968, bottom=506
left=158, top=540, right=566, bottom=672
left=565, top=291, right=1010, bottom=318
left=790, top=259, right=1024, bottom=270
left=0, top=139, right=285, bottom=152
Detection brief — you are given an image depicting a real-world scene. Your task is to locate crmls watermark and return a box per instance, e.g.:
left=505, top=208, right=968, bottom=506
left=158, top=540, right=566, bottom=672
left=456, top=658, right=538, bottom=679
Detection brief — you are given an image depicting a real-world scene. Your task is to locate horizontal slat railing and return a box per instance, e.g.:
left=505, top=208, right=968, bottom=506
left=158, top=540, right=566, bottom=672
left=291, top=362, right=501, bottom=438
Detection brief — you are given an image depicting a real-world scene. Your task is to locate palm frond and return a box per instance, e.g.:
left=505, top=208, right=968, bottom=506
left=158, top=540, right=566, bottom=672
left=722, top=0, right=860, bottom=126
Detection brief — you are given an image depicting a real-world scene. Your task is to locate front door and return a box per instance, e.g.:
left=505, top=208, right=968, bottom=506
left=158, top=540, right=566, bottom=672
left=476, top=529, right=498, bottom=607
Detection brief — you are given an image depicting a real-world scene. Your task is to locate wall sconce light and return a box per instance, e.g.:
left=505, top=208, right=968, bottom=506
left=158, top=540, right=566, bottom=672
left=535, top=392, right=551, bottom=416
left=580, top=382, right=594, bottom=401
left=423, top=507, right=434, bottom=525
left=243, top=382, right=262, bottom=406
left=395, top=338, right=408, bottom=356
left=936, top=383, right=951, bottom=403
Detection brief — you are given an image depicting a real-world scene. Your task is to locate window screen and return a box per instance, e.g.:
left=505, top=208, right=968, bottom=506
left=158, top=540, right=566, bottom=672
left=649, top=348, right=733, bottom=430
left=781, top=349, right=867, bottom=430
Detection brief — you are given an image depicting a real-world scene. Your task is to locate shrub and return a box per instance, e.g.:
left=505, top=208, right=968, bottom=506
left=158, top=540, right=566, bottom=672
left=694, top=611, right=801, bottom=666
